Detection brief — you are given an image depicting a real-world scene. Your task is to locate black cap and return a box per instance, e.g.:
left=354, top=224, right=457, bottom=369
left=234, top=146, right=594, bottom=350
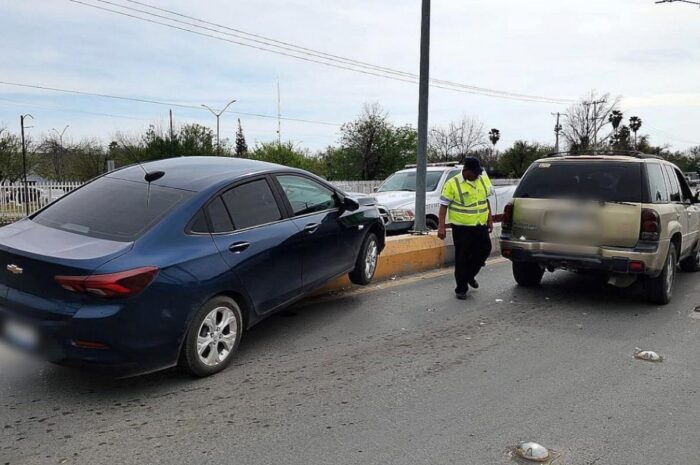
left=461, top=157, right=483, bottom=175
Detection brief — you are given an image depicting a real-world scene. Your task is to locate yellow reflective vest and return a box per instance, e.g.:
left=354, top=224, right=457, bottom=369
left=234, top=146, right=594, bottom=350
left=440, top=173, right=493, bottom=226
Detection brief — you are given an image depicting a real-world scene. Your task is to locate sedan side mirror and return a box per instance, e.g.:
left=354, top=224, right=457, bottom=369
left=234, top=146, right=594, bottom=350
left=373, top=187, right=379, bottom=192
left=343, top=196, right=360, bottom=212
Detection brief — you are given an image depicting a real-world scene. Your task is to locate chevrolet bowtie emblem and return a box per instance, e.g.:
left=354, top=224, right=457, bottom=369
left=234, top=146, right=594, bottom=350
left=6, top=264, right=23, bottom=275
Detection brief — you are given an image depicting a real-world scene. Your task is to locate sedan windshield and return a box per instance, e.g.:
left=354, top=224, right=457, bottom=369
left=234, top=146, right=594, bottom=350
left=377, top=171, right=444, bottom=193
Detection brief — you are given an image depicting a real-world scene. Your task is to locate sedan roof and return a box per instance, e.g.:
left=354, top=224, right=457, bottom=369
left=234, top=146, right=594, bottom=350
left=106, top=156, right=298, bottom=192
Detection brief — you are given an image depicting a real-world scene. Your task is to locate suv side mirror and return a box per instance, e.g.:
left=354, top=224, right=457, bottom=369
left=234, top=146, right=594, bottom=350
left=694, top=192, right=700, bottom=204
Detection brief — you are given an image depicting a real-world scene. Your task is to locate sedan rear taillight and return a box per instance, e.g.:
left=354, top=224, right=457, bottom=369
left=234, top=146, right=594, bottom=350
left=502, top=202, right=514, bottom=232
left=55, top=266, right=159, bottom=298
left=640, top=208, right=661, bottom=241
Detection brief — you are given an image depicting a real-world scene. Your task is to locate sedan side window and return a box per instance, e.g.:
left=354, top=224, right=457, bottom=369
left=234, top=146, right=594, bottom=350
left=206, top=197, right=234, bottom=233
left=277, top=175, right=337, bottom=216
left=222, top=179, right=282, bottom=230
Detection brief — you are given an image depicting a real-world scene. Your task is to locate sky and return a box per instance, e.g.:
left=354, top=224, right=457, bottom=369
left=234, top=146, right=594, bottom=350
left=1, top=0, right=699, bottom=152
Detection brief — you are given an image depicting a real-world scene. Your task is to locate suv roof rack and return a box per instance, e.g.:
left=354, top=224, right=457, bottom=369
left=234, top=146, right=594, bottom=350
left=404, top=161, right=460, bottom=168
left=544, top=150, right=663, bottom=160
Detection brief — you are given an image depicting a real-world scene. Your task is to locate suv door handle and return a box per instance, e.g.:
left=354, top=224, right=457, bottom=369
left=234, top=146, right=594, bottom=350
left=229, top=241, right=251, bottom=253
left=304, top=223, right=320, bottom=234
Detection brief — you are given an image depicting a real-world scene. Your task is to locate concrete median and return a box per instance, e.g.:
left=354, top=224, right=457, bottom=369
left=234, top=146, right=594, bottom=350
left=319, top=224, right=502, bottom=293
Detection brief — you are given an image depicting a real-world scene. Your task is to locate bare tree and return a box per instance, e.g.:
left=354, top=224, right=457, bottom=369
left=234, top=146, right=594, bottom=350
left=428, top=117, right=487, bottom=162
left=562, top=91, right=621, bottom=153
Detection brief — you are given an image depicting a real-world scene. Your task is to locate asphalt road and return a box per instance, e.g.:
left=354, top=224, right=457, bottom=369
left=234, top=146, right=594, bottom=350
left=2, top=259, right=700, bottom=465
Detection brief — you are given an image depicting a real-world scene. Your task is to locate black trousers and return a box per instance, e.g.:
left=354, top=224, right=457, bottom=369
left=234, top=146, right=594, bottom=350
left=452, top=224, right=492, bottom=294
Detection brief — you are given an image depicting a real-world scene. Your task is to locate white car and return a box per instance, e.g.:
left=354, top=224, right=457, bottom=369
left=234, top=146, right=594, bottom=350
left=372, top=163, right=516, bottom=234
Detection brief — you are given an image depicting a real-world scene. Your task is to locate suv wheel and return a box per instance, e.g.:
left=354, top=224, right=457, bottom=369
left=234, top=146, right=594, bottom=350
left=512, top=262, right=545, bottom=287
left=648, top=246, right=677, bottom=305
left=426, top=218, right=439, bottom=230
left=180, top=296, right=243, bottom=377
left=680, top=244, right=700, bottom=272
left=349, top=233, right=379, bottom=285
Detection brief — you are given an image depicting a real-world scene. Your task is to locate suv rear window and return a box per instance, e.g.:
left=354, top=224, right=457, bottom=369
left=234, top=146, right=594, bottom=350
left=33, top=177, right=193, bottom=242
left=515, top=161, right=642, bottom=203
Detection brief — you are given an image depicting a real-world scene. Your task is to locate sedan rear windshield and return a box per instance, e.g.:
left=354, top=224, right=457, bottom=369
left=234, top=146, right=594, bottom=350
left=32, top=177, right=193, bottom=242
left=515, top=161, right=642, bottom=203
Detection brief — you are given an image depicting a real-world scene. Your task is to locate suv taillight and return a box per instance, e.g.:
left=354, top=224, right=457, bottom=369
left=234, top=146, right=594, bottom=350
left=55, top=266, right=159, bottom=298
left=502, top=202, right=514, bottom=232
left=640, top=208, right=661, bottom=241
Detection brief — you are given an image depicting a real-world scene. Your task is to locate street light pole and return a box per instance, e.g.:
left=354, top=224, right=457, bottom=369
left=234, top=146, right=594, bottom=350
left=51, top=125, right=69, bottom=147
left=201, top=99, right=237, bottom=155
left=413, top=0, right=430, bottom=234
left=20, top=114, right=34, bottom=217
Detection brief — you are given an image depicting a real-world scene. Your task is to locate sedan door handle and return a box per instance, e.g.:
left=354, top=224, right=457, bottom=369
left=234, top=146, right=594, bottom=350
left=304, top=223, right=320, bottom=234
left=229, top=241, right=251, bottom=254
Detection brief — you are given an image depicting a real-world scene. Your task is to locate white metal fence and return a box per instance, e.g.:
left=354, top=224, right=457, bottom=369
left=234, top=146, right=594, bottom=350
left=331, top=180, right=383, bottom=194
left=0, top=182, right=82, bottom=223
left=0, top=178, right=520, bottom=223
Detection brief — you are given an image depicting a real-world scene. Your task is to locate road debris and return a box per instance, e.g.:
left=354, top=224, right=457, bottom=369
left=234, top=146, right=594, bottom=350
left=426, top=308, right=435, bottom=312
left=514, top=441, right=550, bottom=462
left=634, top=348, right=662, bottom=362
left=495, top=299, right=504, bottom=302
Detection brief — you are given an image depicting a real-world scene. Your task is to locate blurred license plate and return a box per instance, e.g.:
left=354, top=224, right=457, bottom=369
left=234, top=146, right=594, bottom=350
left=550, top=213, right=593, bottom=232
left=3, top=319, right=39, bottom=349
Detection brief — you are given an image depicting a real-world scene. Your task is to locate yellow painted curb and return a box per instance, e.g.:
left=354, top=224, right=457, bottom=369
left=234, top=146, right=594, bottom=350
left=318, top=226, right=501, bottom=295
left=319, top=233, right=450, bottom=293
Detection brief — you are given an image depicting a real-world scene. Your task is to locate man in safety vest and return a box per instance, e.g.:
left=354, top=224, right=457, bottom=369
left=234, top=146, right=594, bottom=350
left=437, top=157, right=494, bottom=300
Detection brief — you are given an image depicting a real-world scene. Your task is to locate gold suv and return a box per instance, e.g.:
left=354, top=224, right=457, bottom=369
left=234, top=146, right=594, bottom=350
left=500, top=152, right=700, bottom=304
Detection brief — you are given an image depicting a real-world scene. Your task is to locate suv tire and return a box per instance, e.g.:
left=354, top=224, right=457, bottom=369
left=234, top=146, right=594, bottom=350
left=512, top=262, right=545, bottom=287
left=349, top=233, right=379, bottom=285
left=680, top=244, right=700, bottom=272
left=648, top=246, right=677, bottom=305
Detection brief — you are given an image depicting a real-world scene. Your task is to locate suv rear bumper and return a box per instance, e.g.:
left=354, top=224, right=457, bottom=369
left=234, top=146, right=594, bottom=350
left=500, top=238, right=670, bottom=277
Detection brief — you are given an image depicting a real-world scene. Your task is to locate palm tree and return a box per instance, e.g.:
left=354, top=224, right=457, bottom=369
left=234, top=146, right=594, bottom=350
left=488, top=128, right=500, bottom=160
left=608, top=110, right=623, bottom=136
left=629, top=116, right=642, bottom=149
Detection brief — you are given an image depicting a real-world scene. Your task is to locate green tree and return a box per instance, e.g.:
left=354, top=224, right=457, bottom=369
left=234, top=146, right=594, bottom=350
left=64, top=140, right=108, bottom=181
left=338, top=103, right=417, bottom=180
left=498, top=141, right=552, bottom=178
left=0, top=127, right=37, bottom=184
left=235, top=119, right=248, bottom=158
left=250, top=141, right=326, bottom=176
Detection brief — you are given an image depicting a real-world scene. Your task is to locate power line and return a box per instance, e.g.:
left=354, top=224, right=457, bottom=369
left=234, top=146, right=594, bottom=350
left=0, top=81, right=341, bottom=126
left=68, top=0, right=573, bottom=104
left=0, top=97, right=151, bottom=121
left=655, top=0, right=700, bottom=6
left=119, top=0, right=574, bottom=103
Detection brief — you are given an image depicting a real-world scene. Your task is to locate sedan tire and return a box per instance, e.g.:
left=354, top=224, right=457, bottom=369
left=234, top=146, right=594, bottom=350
left=349, top=232, right=379, bottom=285
left=180, top=296, right=243, bottom=377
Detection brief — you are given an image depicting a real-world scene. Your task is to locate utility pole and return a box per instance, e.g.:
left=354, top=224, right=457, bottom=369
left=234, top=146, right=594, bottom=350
left=51, top=125, right=69, bottom=182
left=583, top=99, right=606, bottom=155
left=51, top=125, right=69, bottom=147
left=277, top=80, right=282, bottom=146
left=551, top=113, right=563, bottom=152
left=20, top=114, right=33, bottom=217
left=169, top=109, right=175, bottom=156
left=413, top=0, right=430, bottom=234
left=201, top=99, right=236, bottom=155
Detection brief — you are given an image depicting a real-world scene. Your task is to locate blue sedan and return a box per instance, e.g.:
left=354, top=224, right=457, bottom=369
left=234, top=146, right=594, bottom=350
left=0, top=157, right=385, bottom=377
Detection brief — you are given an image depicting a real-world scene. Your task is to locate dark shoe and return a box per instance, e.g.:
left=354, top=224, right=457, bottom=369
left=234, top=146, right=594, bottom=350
left=455, top=292, right=468, bottom=300
left=469, top=279, right=479, bottom=289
